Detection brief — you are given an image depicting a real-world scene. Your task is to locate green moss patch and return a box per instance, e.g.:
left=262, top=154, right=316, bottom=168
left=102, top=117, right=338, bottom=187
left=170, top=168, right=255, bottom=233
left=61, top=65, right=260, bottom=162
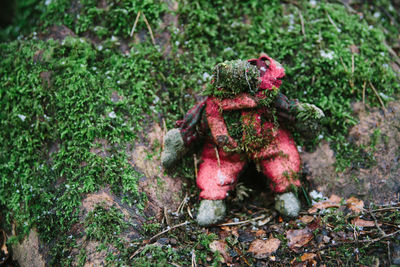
left=0, top=0, right=399, bottom=265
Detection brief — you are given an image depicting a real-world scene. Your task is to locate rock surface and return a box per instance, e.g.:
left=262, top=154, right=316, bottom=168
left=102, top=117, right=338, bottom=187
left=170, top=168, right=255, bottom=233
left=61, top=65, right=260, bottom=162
left=302, top=101, right=400, bottom=205
left=128, top=123, right=183, bottom=219
left=11, top=229, right=47, bottom=267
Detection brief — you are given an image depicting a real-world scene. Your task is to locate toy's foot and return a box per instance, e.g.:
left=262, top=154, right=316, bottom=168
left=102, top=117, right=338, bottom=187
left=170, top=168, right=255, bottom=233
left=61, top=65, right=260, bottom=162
left=196, top=200, right=226, bottom=226
left=161, top=128, right=185, bottom=169
left=274, top=192, right=301, bottom=217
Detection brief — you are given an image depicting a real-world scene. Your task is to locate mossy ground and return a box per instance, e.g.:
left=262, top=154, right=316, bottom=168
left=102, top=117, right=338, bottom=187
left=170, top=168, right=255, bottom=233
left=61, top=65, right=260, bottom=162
left=0, top=0, right=399, bottom=265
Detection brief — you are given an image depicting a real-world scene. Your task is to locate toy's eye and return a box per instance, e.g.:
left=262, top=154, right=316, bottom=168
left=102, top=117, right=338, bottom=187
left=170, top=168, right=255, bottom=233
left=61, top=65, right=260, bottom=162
left=248, top=60, right=257, bottom=66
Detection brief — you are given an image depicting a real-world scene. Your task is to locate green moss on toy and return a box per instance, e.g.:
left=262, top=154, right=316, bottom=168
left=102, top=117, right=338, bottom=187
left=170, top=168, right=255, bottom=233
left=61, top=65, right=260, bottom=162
left=204, top=60, right=260, bottom=98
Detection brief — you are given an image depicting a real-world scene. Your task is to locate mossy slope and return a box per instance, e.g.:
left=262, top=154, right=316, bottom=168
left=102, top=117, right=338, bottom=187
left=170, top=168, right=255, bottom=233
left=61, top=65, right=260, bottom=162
left=0, top=0, right=399, bottom=265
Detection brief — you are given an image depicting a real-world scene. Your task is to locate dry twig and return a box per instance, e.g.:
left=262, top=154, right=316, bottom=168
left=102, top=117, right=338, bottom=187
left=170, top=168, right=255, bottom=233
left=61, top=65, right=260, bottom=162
left=130, top=11, right=141, bottom=37
left=298, top=9, right=306, bottom=36
left=149, top=221, right=190, bottom=243
left=218, top=215, right=265, bottom=226
left=233, top=246, right=251, bottom=266
left=191, top=249, right=197, bottom=267
left=311, top=229, right=400, bottom=252
left=214, top=147, right=221, bottom=167
left=175, top=193, right=188, bottom=214
left=193, top=154, right=198, bottom=179
left=327, top=14, right=341, bottom=33
left=130, top=221, right=190, bottom=259
left=368, top=81, right=385, bottom=111
left=369, top=209, right=386, bottom=236
left=142, top=12, right=156, bottom=46
left=362, top=81, right=366, bottom=105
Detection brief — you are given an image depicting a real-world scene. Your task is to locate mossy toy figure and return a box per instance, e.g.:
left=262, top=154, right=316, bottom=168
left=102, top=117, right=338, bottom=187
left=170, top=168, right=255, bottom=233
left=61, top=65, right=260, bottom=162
left=162, top=54, right=324, bottom=226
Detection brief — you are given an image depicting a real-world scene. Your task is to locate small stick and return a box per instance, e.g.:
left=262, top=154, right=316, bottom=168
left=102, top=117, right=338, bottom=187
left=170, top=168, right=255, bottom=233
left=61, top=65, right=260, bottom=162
left=191, top=249, right=197, bottom=267
left=371, top=206, right=400, bottom=212
left=130, top=246, right=145, bottom=259
left=214, top=147, right=221, bottom=167
left=233, top=246, right=251, bottom=266
left=187, top=205, right=193, bottom=219
left=193, top=154, right=198, bottom=179
left=369, top=81, right=385, bottom=110
left=130, top=221, right=191, bottom=259
left=338, top=0, right=357, bottom=13
left=362, top=81, right=366, bottom=105
left=218, top=215, right=265, bottom=226
left=142, top=12, right=156, bottom=46
left=298, top=9, right=306, bottom=36
left=164, top=206, right=171, bottom=226
left=374, top=202, right=400, bottom=208
left=369, top=209, right=386, bottom=236
left=161, top=119, right=167, bottom=151
left=311, top=229, right=400, bottom=252
left=175, top=193, right=188, bottom=214
left=162, top=118, right=167, bottom=135
left=339, top=57, right=348, bottom=73
left=148, top=221, right=190, bottom=243
left=351, top=54, right=355, bottom=74
left=383, top=40, right=400, bottom=66
left=327, top=14, right=340, bottom=33
left=130, top=11, right=141, bottom=37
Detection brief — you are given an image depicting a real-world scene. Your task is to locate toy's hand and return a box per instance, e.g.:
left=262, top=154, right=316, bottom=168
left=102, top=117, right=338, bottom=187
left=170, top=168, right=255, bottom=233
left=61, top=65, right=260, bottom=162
left=217, top=93, right=257, bottom=111
left=215, top=134, right=237, bottom=149
left=161, top=128, right=186, bottom=169
left=296, top=103, right=325, bottom=121
left=294, top=103, right=325, bottom=138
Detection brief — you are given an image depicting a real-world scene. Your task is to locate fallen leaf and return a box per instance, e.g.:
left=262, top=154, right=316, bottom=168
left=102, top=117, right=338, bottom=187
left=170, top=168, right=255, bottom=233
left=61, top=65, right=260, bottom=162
left=299, top=215, right=314, bottom=224
left=307, top=217, right=321, bottom=231
left=308, top=194, right=342, bottom=213
left=352, top=217, right=381, bottom=227
left=301, top=252, right=316, bottom=261
left=248, top=238, right=281, bottom=259
left=346, top=196, right=364, bottom=213
left=257, top=215, right=272, bottom=226
left=209, top=240, right=231, bottom=263
left=287, top=229, right=313, bottom=251
left=255, top=229, right=266, bottom=238
left=219, top=225, right=238, bottom=238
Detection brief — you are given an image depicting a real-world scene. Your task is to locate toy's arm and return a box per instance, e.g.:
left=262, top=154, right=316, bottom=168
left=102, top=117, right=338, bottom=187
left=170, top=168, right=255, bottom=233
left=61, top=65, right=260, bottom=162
left=273, top=92, right=325, bottom=138
left=217, top=93, right=258, bottom=110
left=206, top=97, right=238, bottom=148
left=162, top=99, right=207, bottom=169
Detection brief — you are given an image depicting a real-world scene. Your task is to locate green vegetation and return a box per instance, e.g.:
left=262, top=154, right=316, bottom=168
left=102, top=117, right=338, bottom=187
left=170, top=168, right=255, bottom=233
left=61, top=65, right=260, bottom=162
left=84, top=204, right=128, bottom=242
left=0, top=0, right=399, bottom=265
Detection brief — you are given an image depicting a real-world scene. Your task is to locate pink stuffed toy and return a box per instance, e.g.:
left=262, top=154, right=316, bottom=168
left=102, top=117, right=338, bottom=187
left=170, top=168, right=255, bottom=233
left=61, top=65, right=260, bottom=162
left=162, top=54, right=324, bottom=225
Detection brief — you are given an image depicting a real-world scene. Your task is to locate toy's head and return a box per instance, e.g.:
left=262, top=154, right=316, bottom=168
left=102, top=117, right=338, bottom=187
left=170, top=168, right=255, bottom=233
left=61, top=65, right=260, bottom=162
left=208, top=59, right=260, bottom=98
left=248, top=54, right=285, bottom=90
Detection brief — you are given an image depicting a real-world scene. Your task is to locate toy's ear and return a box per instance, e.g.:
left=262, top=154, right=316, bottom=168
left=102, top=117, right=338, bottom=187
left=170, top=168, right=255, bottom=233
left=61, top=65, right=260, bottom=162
left=248, top=55, right=270, bottom=77
left=259, top=52, right=269, bottom=60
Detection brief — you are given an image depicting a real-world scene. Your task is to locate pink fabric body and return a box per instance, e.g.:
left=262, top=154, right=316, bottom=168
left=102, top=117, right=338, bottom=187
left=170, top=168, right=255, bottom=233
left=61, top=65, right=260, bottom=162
left=196, top=122, right=301, bottom=200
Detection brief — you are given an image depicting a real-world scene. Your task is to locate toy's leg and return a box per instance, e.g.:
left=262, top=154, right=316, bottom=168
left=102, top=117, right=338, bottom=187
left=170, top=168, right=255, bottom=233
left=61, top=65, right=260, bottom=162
left=255, top=123, right=301, bottom=193
left=197, top=140, right=246, bottom=200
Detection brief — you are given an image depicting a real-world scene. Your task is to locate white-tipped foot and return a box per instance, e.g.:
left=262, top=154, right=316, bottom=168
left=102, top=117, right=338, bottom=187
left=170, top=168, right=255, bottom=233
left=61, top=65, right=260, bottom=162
left=275, top=192, right=301, bottom=217
left=161, top=128, right=185, bottom=169
left=196, top=200, right=226, bottom=226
